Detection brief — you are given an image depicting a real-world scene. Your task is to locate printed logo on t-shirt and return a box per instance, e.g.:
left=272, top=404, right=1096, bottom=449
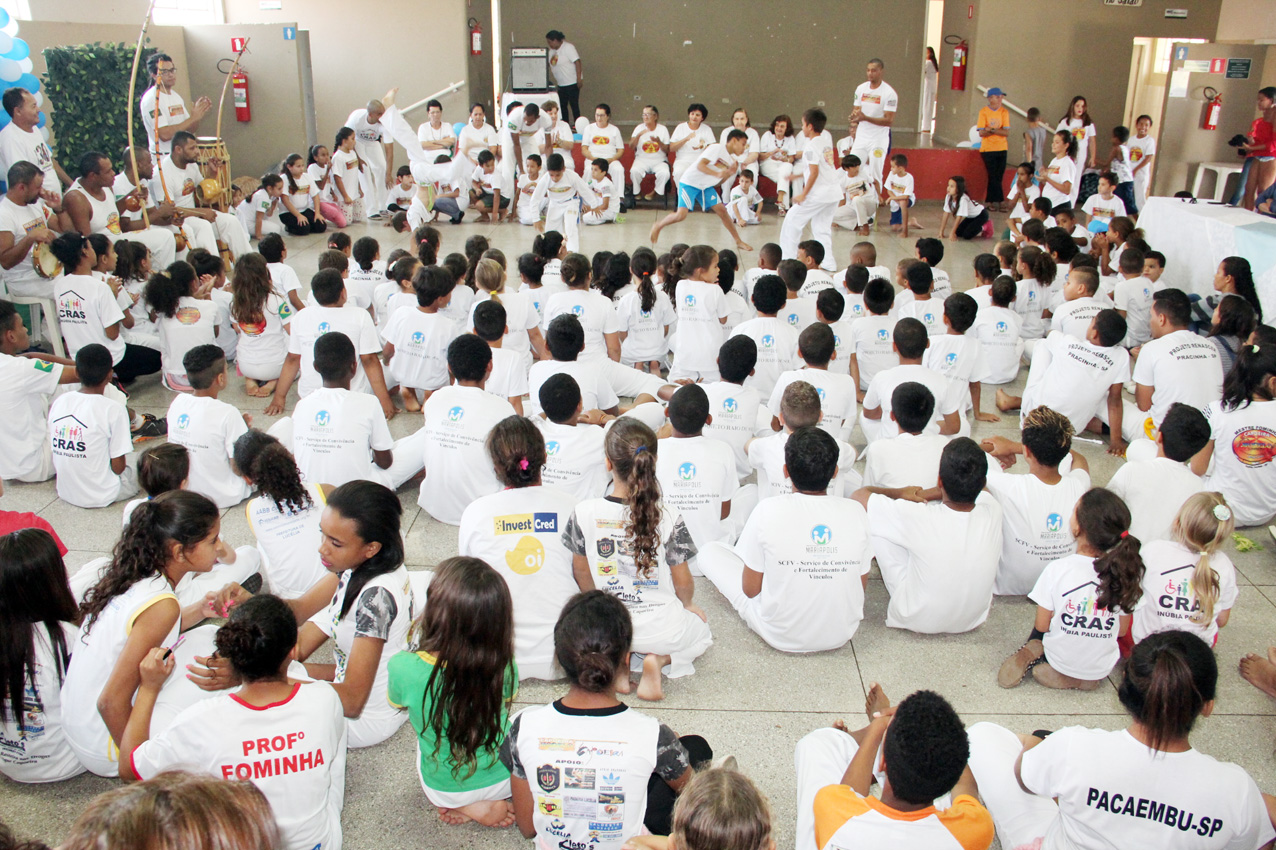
left=923, top=312, right=936, bottom=325
left=722, top=398, right=738, bottom=414
left=411, top=331, right=425, bottom=345
left=571, top=305, right=585, bottom=317
left=597, top=538, right=615, bottom=559
left=1060, top=581, right=1116, bottom=633
left=494, top=513, right=559, bottom=534
left=506, top=536, right=545, bottom=575
left=314, top=410, right=331, bottom=428
left=787, top=314, right=799, bottom=327
left=538, top=797, right=562, bottom=816
left=1157, top=569, right=1204, bottom=619
left=811, top=524, right=832, bottom=545
left=1046, top=512, right=1064, bottom=533
left=447, top=406, right=465, bottom=422
left=181, top=178, right=196, bottom=196
left=678, top=462, right=696, bottom=480
left=537, top=764, right=561, bottom=791
left=945, top=352, right=957, bottom=365
left=58, top=292, right=87, bottom=322
left=641, top=139, right=660, bottom=154
left=1232, top=427, right=1276, bottom=467
left=316, top=322, right=332, bottom=334
left=761, top=334, right=775, bottom=349
left=684, top=294, right=696, bottom=308
left=176, top=306, right=202, bottom=325
left=996, top=321, right=1008, bottom=333
left=546, top=440, right=561, bottom=456
left=176, top=413, right=191, bottom=430
left=1130, top=149, right=1143, bottom=162
left=876, top=328, right=889, bottom=341
left=51, top=415, right=88, bottom=455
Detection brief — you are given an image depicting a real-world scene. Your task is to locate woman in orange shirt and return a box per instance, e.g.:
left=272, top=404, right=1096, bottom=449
left=977, top=88, right=1011, bottom=211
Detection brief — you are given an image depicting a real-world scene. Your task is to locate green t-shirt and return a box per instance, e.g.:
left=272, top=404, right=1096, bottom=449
left=387, top=650, right=518, bottom=792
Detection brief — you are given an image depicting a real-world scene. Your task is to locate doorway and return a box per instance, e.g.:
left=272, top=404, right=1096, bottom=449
left=920, top=0, right=943, bottom=137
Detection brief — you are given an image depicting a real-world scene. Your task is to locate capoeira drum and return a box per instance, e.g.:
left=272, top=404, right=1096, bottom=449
left=196, top=137, right=232, bottom=211
left=33, top=242, right=62, bottom=278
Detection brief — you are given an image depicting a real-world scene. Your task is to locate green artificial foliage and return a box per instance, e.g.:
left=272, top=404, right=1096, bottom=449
left=41, top=42, right=156, bottom=178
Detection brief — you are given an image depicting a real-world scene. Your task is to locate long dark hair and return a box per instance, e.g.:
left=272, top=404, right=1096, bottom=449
left=233, top=430, right=314, bottom=515
left=1060, top=96, right=1093, bottom=128
left=926, top=47, right=938, bottom=71
left=1220, top=257, right=1262, bottom=324
left=1222, top=342, right=1276, bottom=411
left=113, top=240, right=149, bottom=283
left=1017, top=245, right=1057, bottom=290
left=334, top=126, right=355, bottom=150
left=282, top=153, right=304, bottom=195
left=591, top=251, right=614, bottom=296
left=327, top=481, right=404, bottom=618
left=532, top=231, right=565, bottom=263
left=554, top=591, right=632, bottom=693
left=560, top=253, right=590, bottom=289
left=463, top=235, right=489, bottom=292
left=413, top=224, right=440, bottom=267
left=486, top=415, right=544, bottom=488
left=0, top=530, right=76, bottom=729
left=631, top=248, right=658, bottom=313
left=604, top=418, right=662, bottom=578
left=230, top=253, right=272, bottom=325
left=596, top=252, right=631, bottom=301
left=1118, top=630, right=1216, bottom=752
left=1210, top=294, right=1257, bottom=344
left=1054, top=129, right=1079, bottom=160
left=412, top=557, right=514, bottom=777
left=214, top=595, right=297, bottom=683
left=1075, top=488, right=1144, bottom=613
left=144, top=261, right=197, bottom=319
left=80, top=492, right=220, bottom=632
left=948, top=175, right=969, bottom=215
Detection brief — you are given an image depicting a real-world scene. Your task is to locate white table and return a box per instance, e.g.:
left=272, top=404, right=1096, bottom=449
left=1191, top=161, right=1245, bottom=202
left=1139, top=196, right=1276, bottom=320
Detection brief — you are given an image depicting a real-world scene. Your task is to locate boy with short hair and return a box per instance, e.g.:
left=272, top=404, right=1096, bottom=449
left=381, top=265, right=459, bottom=413
left=860, top=382, right=947, bottom=488
left=267, top=268, right=395, bottom=420
left=1081, top=172, right=1127, bottom=231
left=534, top=373, right=610, bottom=501
left=48, top=343, right=138, bottom=508
left=861, top=318, right=962, bottom=443
left=1051, top=265, right=1106, bottom=339
left=779, top=107, right=839, bottom=271
left=739, top=242, right=782, bottom=308
left=748, top=380, right=860, bottom=499
left=259, top=233, right=305, bottom=314
left=1053, top=207, right=1089, bottom=251
left=835, top=264, right=869, bottom=322
left=794, top=688, right=992, bottom=850
left=816, top=288, right=853, bottom=377
left=914, top=237, right=951, bottom=300
left=581, top=157, right=617, bottom=225
left=769, top=323, right=858, bottom=442
left=832, top=154, right=877, bottom=233
left=516, top=153, right=546, bottom=225
left=1130, top=288, right=1223, bottom=443
left=883, top=153, right=917, bottom=237
left=1106, top=125, right=1137, bottom=215
left=166, top=344, right=252, bottom=509
left=853, top=437, right=1003, bottom=633
left=979, top=405, right=1092, bottom=595
left=730, top=275, right=800, bottom=398
left=970, top=276, right=1024, bottom=408
left=698, top=425, right=873, bottom=653
left=726, top=168, right=763, bottom=226
left=925, top=291, right=995, bottom=431
left=847, top=277, right=898, bottom=394
left=472, top=300, right=529, bottom=415
left=796, top=241, right=834, bottom=296
left=649, top=128, right=754, bottom=251
left=386, top=164, right=414, bottom=212
left=895, top=261, right=944, bottom=338
left=1143, top=249, right=1166, bottom=288
left=529, top=153, right=599, bottom=252
left=1129, top=114, right=1157, bottom=210
left=1113, top=247, right=1154, bottom=348
left=470, top=150, right=508, bottom=223
left=702, top=335, right=774, bottom=479
left=846, top=241, right=891, bottom=287
left=418, top=334, right=518, bottom=524
left=1107, top=402, right=1209, bottom=542
left=776, top=257, right=819, bottom=332
left=527, top=314, right=622, bottom=419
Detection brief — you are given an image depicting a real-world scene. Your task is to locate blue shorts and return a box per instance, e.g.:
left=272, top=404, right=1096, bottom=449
left=889, top=198, right=915, bottom=225
left=677, top=183, right=721, bottom=211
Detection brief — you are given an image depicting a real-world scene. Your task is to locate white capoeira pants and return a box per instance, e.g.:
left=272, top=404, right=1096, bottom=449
left=267, top=416, right=426, bottom=491
left=793, top=727, right=882, bottom=850
left=116, top=226, right=177, bottom=269
left=759, top=158, right=794, bottom=199
left=631, top=158, right=671, bottom=196
left=780, top=199, right=837, bottom=271
left=629, top=600, right=713, bottom=678
left=1134, top=169, right=1151, bottom=211
left=355, top=140, right=388, bottom=215
left=169, top=211, right=250, bottom=261
left=832, top=193, right=877, bottom=228
left=850, top=139, right=890, bottom=192
left=545, top=199, right=583, bottom=251
left=966, top=722, right=1058, bottom=849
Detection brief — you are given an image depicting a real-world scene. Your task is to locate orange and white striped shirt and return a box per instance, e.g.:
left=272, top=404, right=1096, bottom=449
left=814, top=785, right=994, bottom=850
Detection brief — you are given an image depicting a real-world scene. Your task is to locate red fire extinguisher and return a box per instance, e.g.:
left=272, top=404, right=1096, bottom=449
left=470, top=18, right=482, bottom=56
left=950, top=38, right=968, bottom=91
left=1203, top=88, right=1222, bottom=131
left=232, top=70, right=250, bottom=122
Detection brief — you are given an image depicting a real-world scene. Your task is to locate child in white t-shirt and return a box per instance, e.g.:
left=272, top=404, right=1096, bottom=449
left=914, top=237, right=952, bottom=301
left=235, top=174, right=285, bottom=241
left=1080, top=172, right=1127, bottom=232
left=1050, top=265, right=1106, bottom=340
left=516, top=154, right=547, bottom=225
left=699, top=425, right=873, bottom=653
left=860, top=382, right=948, bottom=488
left=854, top=437, right=1003, bottom=634
left=258, top=235, right=305, bottom=315
left=1108, top=404, right=1210, bottom=543
left=861, top=318, right=962, bottom=444
left=998, top=488, right=1146, bottom=690
left=970, top=276, right=1025, bottom=396
left=768, top=323, right=858, bottom=443
left=925, top=293, right=993, bottom=434
left=670, top=245, right=729, bottom=382
left=831, top=153, right=877, bottom=233
left=1112, top=247, right=1155, bottom=349
left=847, top=278, right=897, bottom=393
left=386, top=165, right=415, bottom=212
left=979, top=406, right=1092, bottom=595
left=1130, top=288, right=1223, bottom=444
left=534, top=373, right=610, bottom=502
left=702, top=335, right=776, bottom=479
left=228, top=252, right=292, bottom=396
left=143, top=260, right=220, bottom=392
left=1199, top=343, right=1276, bottom=527
left=894, top=261, right=944, bottom=338
left=380, top=264, right=459, bottom=411
left=883, top=154, right=917, bottom=237
left=795, top=242, right=834, bottom=297
left=566, top=419, right=712, bottom=699
left=165, top=345, right=252, bottom=510
left=814, top=289, right=854, bottom=378
left=616, top=249, right=675, bottom=372
left=729, top=274, right=800, bottom=398
left=1053, top=207, right=1091, bottom=252
left=331, top=127, right=365, bottom=224
left=582, top=158, right=618, bottom=225
left=471, top=300, right=529, bottom=415
left=726, top=168, right=763, bottom=226
left=776, top=259, right=819, bottom=337
left=747, top=380, right=859, bottom=499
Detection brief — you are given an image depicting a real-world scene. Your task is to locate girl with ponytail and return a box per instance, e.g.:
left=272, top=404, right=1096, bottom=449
left=616, top=246, right=675, bottom=373
left=670, top=244, right=729, bottom=382
left=1012, top=244, right=1057, bottom=341
left=970, top=630, right=1273, bottom=850
left=120, top=593, right=348, bottom=850
left=143, top=260, right=218, bottom=391
left=505, top=591, right=701, bottom=846
left=564, top=418, right=710, bottom=702
left=999, top=487, right=1144, bottom=690
left=1214, top=256, right=1263, bottom=324
left=1133, top=492, right=1237, bottom=646
left=596, top=251, right=634, bottom=302
left=1197, top=342, right=1276, bottom=526
left=388, top=557, right=517, bottom=828
left=62, top=491, right=231, bottom=777
left=531, top=229, right=567, bottom=286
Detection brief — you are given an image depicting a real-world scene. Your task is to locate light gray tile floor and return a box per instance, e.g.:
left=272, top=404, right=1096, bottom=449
left=5, top=201, right=1276, bottom=850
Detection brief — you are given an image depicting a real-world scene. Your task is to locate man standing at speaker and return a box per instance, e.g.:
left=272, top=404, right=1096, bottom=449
left=546, top=30, right=583, bottom=127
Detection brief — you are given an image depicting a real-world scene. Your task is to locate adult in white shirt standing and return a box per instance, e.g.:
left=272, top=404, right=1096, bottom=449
left=139, top=53, right=211, bottom=159
left=345, top=99, right=395, bottom=219
left=780, top=108, right=841, bottom=273
left=545, top=30, right=583, bottom=126
left=849, top=59, right=898, bottom=187
left=629, top=105, right=671, bottom=201
left=0, top=87, right=71, bottom=202
left=415, top=99, right=458, bottom=163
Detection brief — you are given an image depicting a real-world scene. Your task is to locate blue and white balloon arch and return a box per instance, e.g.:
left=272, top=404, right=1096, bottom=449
left=0, top=10, right=47, bottom=140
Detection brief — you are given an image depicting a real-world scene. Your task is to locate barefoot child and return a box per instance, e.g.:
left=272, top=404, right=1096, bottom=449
left=165, top=345, right=252, bottom=509
left=388, top=557, right=518, bottom=828
left=883, top=154, right=917, bottom=237
left=650, top=129, right=753, bottom=252
left=229, top=253, right=291, bottom=399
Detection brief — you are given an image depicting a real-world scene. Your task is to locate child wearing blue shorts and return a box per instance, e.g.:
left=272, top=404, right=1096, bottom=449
left=650, top=130, right=753, bottom=251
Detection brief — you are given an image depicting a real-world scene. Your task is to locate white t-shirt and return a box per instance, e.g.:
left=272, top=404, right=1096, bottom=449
left=157, top=296, right=220, bottom=380
left=680, top=144, right=734, bottom=191
left=307, top=162, right=335, bottom=203
left=1082, top=193, right=1127, bottom=227
left=944, top=193, right=986, bottom=219
left=48, top=391, right=132, bottom=508
left=897, top=298, right=946, bottom=338
left=1129, top=134, right=1157, bottom=174
left=1022, top=331, right=1130, bottom=434
left=292, top=387, right=393, bottom=487
left=747, top=430, right=860, bottom=499
left=1132, top=329, right=1223, bottom=430
left=631, top=123, right=671, bottom=162
left=0, top=352, right=63, bottom=481
left=0, top=122, right=58, bottom=192
left=1021, top=725, right=1274, bottom=850
left=130, top=682, right=347, bottom=850
left=730, top=316, right=800, bottom=398
left=237, top=188, right=279, bottom=234
left=547, top=40, right=580, bottom=85
left=542, top=289, right=620, bottom=362
left=863, top=363, right=962, bottom=439
left=847, top=314, right=899, bottom=391
left=330, top=149, right=362, bottom=201
left=533, top=418, right=610, bottom=502
left=733, top=493, right=872, bottom=652
left=671, top=123, right=716, bottom=167
left=655, top=435, right=737, bottom=549
left=1053, top=296, right=1106, bottom=341
left=861, top=431, right=948, bottom=489
left=1203, top=399, right=1276, bottom=527
left=1114, top=276, right=1155, bottom=348
left=701, top=381, right=772, bottom=479
left=768, top=368, right=857, bottom=442
left=289, top=305, right=382, bottom=397
left=1029, top=553, right=1136, bottom=680
left=984, top=462, right=1090, bottom=595
left=458, top=485, right=580, bottom=677
left=485, top=346, right=528, bottom=402
left=139, top=86, right=190, bottom=156
left=56, top=273, right=126, bottom=364
left=416, top=120, right=457, bottom=163
left=1132, top=539, right=1238, bottom=645
left=883, top=172, right=916, bottom=209
left=527, top=359, right=619, bottom=418
left=233, top=292, right=292, bottom=380
left=0, top=621, right=82, bottom=783
left=267, top=261, right=302, bottom=304
left=246, top=483, right=328, bottom=600
left=285, top=171, right=319, bottom=212
left=382, top=308, right=458, bottom=393
left=471, top=290, right=539, bottom=359
left=458, top=122, right=500, bottom=164
left=167, top=394, right=251, bottom=509
left=867, top=492, right=1003, bottom=632
left=1041, top=156, right=1077, bottom=207
left=345, top=108, right=385, bottom=147
left=852, top=81, right=899, bottom=147
left=673, top=280, right=727, bottom=371
left=583, top=122, right=623, bottom=160
left=1107, top=457, right=1205, bottom=543
left=0, top=196, right=55, bottom=297
left=971, top=306, right=1023, bottom=386
left=616, top=288, right=675, bottom=362
left=1056, top=118, right=1098, bottom=172
left=778, top=296, right=819, bottom=335
left=797, top=134, right=842, bottom=204
left=924, top=334, right=987, bottom=418
left=417, top=385, right=516, bottom=525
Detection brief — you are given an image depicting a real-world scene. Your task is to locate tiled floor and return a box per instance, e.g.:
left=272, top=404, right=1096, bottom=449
left=5, top=201, right=1276, bottom=850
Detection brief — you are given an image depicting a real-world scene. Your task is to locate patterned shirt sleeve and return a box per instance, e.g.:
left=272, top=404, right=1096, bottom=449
left=664, top=517, right=698, bottom=568
left=562, top=513, right=587, bottom=557
left=498, top=714, right=525, bottom=777
left=654, top=723, right=690, bottom=782
left=353, top=586, right=398, bottom=641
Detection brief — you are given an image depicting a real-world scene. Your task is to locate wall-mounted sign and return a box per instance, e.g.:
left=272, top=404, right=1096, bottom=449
left=1165, top=8, right=1188, bottom=17
left=1226, top=58, right=1252, bottom=79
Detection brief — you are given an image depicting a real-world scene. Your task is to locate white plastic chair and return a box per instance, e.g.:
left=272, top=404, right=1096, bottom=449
left=9, top=294, right=65, bottom=356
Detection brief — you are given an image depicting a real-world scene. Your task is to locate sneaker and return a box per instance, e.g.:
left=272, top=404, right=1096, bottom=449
left=997, top=639, right=1044, bottom=688
left=132, top=413, right=167, bottom=442
left=981, top=219, right=995, bottom=238
left=368, top=211, right=386, bottom=220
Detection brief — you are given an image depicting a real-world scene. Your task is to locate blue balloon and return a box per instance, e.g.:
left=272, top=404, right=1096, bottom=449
left=0, top=9, right=10, bottom=28
left=15, top=73, right=38, bottom=94
left=3, top=39, right=28, bottom=61
left=36, top=111, right=44, bottom=129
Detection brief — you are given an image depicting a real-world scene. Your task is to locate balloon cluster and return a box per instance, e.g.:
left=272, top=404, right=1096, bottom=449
left=0, top=10, right=45, bottom=140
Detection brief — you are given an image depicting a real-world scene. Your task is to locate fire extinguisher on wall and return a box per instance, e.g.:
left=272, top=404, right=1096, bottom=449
left=1203, top=87, right=1222, bottom=131
left=948, top=36, right=968, bottom=91
left=232, top=69, right=250, bottom=122
left=470, top=18, right=482, bottom=56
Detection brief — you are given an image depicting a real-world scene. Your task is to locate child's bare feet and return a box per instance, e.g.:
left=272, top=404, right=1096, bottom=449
left=636, top=654, right=667, bottom=702
left=1240, top=652, right=1276, bottom=699
left=995, top=388, right=1021, bottom=412
left=401, top=386, right=422, bottom=413
left=734, top=239, right=753, bottom=252
left=437, top=807, right=471, bottom=825
left=459, top=799, right=516, bottom=828
left=615, top=668, right=634, bottom=695
left=475, top=212, right=491, bottom=223
left=976, top=410, right=1001, bottom=423
left=245, top=377, right=262, bottom=397
left=865, top=682, right=891, bottom=720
